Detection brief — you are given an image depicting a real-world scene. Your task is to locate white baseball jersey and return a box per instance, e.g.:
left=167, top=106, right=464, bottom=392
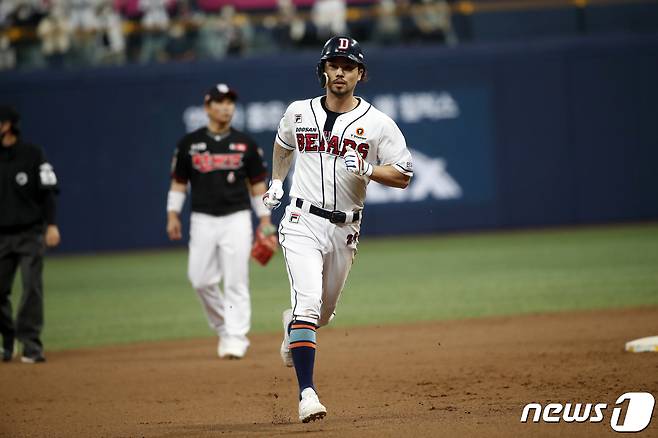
left=276, top=96, right=413, bottom=212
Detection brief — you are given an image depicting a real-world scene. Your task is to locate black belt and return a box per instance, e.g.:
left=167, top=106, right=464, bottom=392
left=295, top=198, right=360, bottom=224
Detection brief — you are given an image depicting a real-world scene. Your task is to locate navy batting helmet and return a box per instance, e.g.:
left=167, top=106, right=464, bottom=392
left=316, top=36, right=367, bottom=88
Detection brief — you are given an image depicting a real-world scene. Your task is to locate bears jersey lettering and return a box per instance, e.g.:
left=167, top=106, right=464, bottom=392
left=276, top=96, right=413, bottom=212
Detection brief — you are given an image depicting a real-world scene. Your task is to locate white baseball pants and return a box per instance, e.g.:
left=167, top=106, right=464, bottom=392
left=188, top=210, right=252, bottom=351
left=278, top=203, right=359, bottom=327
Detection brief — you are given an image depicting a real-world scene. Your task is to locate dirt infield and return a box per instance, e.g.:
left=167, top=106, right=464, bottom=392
left=2, top=307, right=658, bottom=438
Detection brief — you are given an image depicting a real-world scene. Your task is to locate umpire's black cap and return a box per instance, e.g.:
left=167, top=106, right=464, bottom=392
left=0, top=106, right=20, bottom=135
left=204, top=84, right=238, bottom=103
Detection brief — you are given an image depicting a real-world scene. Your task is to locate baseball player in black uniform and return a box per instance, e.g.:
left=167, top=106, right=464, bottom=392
left=0, top=106, right=61, bottom=363
left=166, top=84, right=271, bottom=359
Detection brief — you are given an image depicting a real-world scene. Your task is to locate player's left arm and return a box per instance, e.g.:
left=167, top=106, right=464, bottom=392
left=373, top=117, right=413, bottom=189
left=344, top=146, right=412, bottom=188
left=248, top=179, right=277, bottom=267
left=344, top=116, right=413, bottom=188
left=368, top=165, right=411, bottom=189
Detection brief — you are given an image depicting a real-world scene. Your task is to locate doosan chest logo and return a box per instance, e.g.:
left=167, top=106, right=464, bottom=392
left=229, top=143, right=248, bottom=152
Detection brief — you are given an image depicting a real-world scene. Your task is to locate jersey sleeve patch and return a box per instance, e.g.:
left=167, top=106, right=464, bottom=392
left=394, top=161, right=414, bottom=177
left=39, top=162, right=58, bottom=186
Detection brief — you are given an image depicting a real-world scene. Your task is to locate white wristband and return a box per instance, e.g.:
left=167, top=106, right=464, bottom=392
left=251, top=194, right=271, bottom=218
left=364, top=162, right=373, bottom=177
left=167, top=190, right=186, bottom=213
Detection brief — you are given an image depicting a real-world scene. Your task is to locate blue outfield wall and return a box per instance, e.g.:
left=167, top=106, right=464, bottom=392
left=1, top=34, right=657, bottom=252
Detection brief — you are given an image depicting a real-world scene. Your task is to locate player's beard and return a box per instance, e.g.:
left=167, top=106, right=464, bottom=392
left=328, top=83, right=354, bottom=98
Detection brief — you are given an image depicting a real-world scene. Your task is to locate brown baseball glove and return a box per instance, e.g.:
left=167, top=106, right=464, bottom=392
left=251, top=224, right=278, bottom=266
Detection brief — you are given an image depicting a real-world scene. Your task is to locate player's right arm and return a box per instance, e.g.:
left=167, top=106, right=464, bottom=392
left=167, top=179, right=186, bottom=240
left=271, top=142, right=294, bottom=181
left=167, top=139, right=190, bottom=240
left=262, top=142, right=293, bottom=209
left=263, top=103, right=297, bottom=209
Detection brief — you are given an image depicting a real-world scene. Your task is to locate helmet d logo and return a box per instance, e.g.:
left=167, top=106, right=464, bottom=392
left=316, top=36, right=367, bottom=88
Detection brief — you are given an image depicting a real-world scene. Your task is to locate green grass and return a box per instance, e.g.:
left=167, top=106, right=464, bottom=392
left=10, top=223, right=658, bottom=351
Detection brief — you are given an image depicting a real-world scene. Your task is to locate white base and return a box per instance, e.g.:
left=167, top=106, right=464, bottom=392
left=625, top=336, right=658, bottom=353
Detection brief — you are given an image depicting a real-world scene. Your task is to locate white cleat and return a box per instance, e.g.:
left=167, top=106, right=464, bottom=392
left=299, top=387, right=327, bottom=423
left=280, top=309, right=293, bottom=367
left=218, top=338, right=247, bottom=360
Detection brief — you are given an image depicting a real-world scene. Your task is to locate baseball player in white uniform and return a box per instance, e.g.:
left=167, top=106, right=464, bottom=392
left=262, top=36, right=413, bottom=422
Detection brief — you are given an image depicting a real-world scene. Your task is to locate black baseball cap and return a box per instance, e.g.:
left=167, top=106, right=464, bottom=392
left=0, top=106, right=19, bottom=124
left=0, top=106, right=20, bottom=134
left=204, top=83, right=238, bottom=103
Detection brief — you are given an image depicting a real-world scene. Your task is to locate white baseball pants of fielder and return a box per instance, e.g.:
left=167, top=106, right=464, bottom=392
left=188, top=210, right=252, bottom=353
left=278, top=202, right=359, bottom=327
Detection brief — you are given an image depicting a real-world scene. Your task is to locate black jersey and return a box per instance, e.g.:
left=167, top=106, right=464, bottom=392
left=0, top=141, right=59, bottom=231
left=171, top=127, right=267, bottom=217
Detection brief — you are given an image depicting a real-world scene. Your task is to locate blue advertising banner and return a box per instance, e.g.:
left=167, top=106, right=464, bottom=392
left=1, top=34, right=657, bottom=252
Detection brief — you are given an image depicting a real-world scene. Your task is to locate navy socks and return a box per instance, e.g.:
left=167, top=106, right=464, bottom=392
left=289, top=321, right=318, bottom=395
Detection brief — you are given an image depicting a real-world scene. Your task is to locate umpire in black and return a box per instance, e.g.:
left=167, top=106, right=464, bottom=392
left=0, top=106, right=60, bottom=363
